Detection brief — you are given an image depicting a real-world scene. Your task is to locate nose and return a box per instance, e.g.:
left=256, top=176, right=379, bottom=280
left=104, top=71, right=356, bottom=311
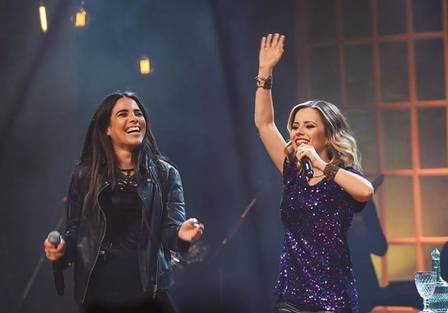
left=129, top=113, right=138, bottom=124
left=295, top=125, right=305, bottom=136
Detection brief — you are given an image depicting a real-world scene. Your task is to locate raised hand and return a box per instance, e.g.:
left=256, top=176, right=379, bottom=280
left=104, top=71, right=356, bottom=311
left=259, top=33, right=286, bottom=71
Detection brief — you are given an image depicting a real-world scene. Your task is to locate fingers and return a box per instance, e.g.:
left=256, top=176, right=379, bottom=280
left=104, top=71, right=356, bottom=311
left=56, top=239, right=66, bottom=252
left=295, top=149, right=305, bottom=161
left=260, top=36, right=266, bottom=49
left=272, top=33, right=280, bottom=46
left=295, top=144, right=313, bottom=160
left=189, top=218, right=205, bottom=232
left=195, top=223, right=205, bottom=235
left=43, top=238, right=52, bottom=249
left=261, top=33, right=285, bottom=49
left=192, top=229, right=203, bottom=241
left=46, top=253, right=63, bottom=261
left=186, top=217, right=204, bottom=241
left=192, top=224, right=204, bottom=241
left=266, top=34, right=273, bottom=48
left=44, top=238, right=65, bottom=247
left=185, top=218, right=196, bottom=224
left=45, top=248, right=64, bottom=261
left=186, top=218, right=204, bottom=227
left=43, top=238, right=66, bottom=261
left=278, top=34, right=286, bottom=46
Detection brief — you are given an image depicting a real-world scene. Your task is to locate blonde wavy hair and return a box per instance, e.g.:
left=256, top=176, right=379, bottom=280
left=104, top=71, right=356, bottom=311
left=285, top=100, right=362, bottom=171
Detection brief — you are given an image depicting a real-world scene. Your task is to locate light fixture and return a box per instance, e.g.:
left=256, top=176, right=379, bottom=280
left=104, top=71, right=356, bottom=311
left=74, top=2, right=87, bottom=28
left=139, top=56, right=152, bottom=75
left=38, top=3, right=48, bottom=32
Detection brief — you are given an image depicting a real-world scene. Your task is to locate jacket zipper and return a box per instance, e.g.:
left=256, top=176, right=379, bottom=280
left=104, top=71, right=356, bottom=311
left=138, top=168, right=161, bottom=299
left=81, top=182, right=109, bottom=303
left=139, top=177, right=152, bottom=294
left=149, top=163, right=164, bottom=300
left=152, top=184, right=163, bottom=300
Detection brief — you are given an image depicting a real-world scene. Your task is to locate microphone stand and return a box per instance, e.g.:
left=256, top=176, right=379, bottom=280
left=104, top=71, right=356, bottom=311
left=209, top=198, right=257, bottom=306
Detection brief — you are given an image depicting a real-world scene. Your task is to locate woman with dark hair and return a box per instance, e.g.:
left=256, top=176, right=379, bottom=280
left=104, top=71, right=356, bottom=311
left=44, top=92, right=203, bottom=313
left=255, top=34, right=374, bottom=313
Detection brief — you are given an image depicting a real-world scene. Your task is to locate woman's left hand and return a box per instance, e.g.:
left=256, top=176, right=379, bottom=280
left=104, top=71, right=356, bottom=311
left=178, top=218, right=204, bottom=242
left=295, top=143, right=327, bottom=171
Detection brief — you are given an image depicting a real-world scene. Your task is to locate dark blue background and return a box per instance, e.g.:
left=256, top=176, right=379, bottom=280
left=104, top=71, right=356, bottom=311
left=0, top=1, right=297, bottom=312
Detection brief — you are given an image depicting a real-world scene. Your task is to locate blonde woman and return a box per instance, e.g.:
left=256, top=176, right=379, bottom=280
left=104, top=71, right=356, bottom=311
left=255, top=34, right=373, bottom=313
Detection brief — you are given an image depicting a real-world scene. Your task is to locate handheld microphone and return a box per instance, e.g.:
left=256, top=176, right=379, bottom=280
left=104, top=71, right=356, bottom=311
left=47, top=231, right=64, bottom=296
left=301, top=157, right=314, bottom=178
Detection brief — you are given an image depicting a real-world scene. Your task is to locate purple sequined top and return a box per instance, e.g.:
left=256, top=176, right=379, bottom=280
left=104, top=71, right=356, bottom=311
left=275, top=160, right=366, bottom=313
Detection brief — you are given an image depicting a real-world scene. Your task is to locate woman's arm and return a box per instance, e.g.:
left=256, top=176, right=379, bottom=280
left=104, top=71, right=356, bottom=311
left=61, top=168, right=84, bottom=266
left=160, top=164, right=203, bottom=255
left=44, top=166, right=84, bottom=267
left=315, top=160, right=373, bottom=202
left=160, top=165, right=187, bottom=253
left=332, top=168, right=374, bottom=202
left=297, top=144, right=374, bottom=202
left=255, top=34, right=287, bottom=173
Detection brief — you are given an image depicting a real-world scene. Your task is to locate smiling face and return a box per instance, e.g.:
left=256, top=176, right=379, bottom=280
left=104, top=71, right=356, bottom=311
left=290, top=107, right=328, bottom=159
left=106, top=96, right=147, bottom=151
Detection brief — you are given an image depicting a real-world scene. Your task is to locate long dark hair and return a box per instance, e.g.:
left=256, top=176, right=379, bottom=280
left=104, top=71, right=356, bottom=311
left=79, top=91, right=161, bottom=198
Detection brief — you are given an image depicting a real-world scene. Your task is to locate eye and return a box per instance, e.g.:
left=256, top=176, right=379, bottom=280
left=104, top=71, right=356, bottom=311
left=135, top=110, right=143, bottom=117
left=306, top=125, right=315, bottom=129
left=291, top=125, right=299, bottom=130
left=117, top=112, right=128, bottom=117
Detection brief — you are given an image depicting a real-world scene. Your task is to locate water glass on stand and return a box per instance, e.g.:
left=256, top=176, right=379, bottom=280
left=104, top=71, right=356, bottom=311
left=415, top=271, right=437, bottom=312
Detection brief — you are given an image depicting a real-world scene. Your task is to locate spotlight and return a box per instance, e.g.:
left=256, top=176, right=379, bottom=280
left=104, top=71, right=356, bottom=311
left=38, top=3, right=48, bottom=32
left=74, top=4, right=87, bottom=28
left=139, top=56, right=152, bottom=75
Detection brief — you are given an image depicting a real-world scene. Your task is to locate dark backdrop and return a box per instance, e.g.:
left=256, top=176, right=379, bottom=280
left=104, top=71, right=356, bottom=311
left=0, top=1, right=298, bottom=312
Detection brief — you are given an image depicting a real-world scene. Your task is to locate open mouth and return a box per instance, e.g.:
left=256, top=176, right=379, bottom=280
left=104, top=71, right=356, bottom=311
left=126, top=126, right=141, bottom=134
left=294, top=138, right=309, bottom=146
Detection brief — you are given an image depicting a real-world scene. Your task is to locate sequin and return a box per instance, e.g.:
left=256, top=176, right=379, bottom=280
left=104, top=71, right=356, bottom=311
left=275, top=160, right=366, bottom=313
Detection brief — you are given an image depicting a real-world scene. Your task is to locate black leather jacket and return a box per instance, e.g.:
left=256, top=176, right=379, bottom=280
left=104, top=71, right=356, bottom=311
left=60, top=157, right=188, bottom=304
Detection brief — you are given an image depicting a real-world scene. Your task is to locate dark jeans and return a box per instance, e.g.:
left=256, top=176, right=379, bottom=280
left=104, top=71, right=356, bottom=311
left=80, top=291, right=178, bottom=313
left=274, top=299, right=334, bottom=313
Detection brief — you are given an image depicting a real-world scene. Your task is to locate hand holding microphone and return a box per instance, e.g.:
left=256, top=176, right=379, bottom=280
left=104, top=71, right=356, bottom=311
left=295, top=144, right=326, bottom=178
left=44, top=231, right=66, bottom=295
left=44, top=231, right=66, bottom=261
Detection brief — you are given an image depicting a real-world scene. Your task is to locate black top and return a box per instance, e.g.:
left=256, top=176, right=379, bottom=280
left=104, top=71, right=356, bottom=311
left=62, top=158, right=187, bottom=304
left=86, top=170, right=145, bottom=305
left=102, top=169, right=142, bottom=255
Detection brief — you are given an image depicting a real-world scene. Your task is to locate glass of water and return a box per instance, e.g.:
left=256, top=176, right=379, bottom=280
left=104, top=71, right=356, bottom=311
left=415, top=271, right=437, bottom=312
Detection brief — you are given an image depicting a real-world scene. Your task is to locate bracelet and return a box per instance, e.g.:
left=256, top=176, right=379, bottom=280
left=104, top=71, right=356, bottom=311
left=323, top=163, right=340, bottom=180
left=255, top=75, right=272, bottom=89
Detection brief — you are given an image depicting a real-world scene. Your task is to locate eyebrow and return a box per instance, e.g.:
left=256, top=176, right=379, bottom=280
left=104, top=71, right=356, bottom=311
left=292, top=120, right=317, bottom=125
left=115, top=108, right=142, bottom=116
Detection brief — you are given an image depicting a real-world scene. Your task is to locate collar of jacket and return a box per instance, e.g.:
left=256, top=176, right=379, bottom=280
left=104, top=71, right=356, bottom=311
left=96, top=154, right=160, bottom=190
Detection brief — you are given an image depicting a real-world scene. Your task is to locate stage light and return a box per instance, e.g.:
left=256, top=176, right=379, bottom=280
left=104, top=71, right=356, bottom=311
left=38, top=3, right=48, bottom=32
left=74, top=6, right=87, bottom=28
left=139, top=57, right=152, bottom=75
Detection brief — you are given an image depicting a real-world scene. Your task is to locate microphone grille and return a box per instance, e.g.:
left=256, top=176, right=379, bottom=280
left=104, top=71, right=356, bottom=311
left=48, top=231, right=61, bottom=246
